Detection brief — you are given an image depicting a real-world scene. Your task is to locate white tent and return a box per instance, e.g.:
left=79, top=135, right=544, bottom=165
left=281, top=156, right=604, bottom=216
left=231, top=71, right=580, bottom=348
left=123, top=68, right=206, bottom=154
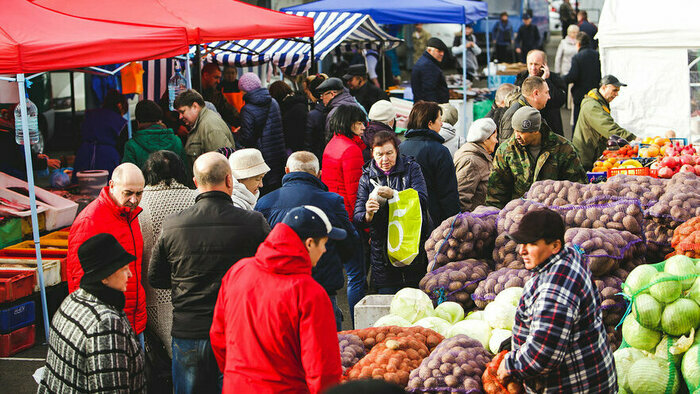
left=597, top=0, right=700, bottom=140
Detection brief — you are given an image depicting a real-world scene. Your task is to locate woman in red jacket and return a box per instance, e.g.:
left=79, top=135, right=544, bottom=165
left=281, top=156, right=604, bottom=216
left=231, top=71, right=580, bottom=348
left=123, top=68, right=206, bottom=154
left=321, top=104, right=367, bottom=219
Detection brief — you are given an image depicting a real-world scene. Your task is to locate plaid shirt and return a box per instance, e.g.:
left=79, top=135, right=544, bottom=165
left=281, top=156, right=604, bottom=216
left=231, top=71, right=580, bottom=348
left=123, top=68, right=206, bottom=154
left=504, top=246, right=617, bottom=393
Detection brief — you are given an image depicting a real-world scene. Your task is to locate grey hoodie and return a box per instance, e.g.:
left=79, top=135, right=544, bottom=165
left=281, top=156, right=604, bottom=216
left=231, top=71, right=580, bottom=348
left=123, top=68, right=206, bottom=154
left=439, top=123, right=465, bottom=158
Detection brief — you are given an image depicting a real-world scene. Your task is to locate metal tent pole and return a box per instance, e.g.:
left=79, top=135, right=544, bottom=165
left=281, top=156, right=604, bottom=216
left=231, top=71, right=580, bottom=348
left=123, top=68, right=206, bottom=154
left=17, top=74, right=51, bottom=344
left=185, top=55, right=193, bottom=89
left=310, top=37, right=316, bottom=74
left=486, top=16, right=491, bottom=86
left=462, top=24, right=468, bottom=140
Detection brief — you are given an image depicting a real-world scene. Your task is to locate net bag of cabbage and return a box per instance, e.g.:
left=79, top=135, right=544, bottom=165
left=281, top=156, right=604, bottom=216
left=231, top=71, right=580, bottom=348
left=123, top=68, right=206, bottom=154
left=406, top=334, right=491, bottom=393
left=614, top=335, right=687, bottom=394
left=565, top=227, right=646, bottom=276
left=471, top=268, right=533, bottom=309
left=419, top=259, right=491, bottom=310
left=481, top=350, right=525, bottom=394
left=618, top=257, right=700, bottom=353
left=425, top=206, right=499, bottom=272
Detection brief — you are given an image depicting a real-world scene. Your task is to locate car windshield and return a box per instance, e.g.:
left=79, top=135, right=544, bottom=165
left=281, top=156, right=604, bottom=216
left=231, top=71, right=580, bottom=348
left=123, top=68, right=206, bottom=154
left=485, top=0, right=521, bottom=15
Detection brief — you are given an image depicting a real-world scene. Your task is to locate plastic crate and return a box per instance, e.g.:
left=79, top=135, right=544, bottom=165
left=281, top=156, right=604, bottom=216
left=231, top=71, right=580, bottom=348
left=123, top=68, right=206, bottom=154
left=671, top=137, right=688, bottom=146
left=0, top=251, right=67, bottom=282
left=0, top=301, right=35, bottom=333
left=607, top=167, right=651, bottom=177
left=8, top=238, right=68, bottom=251
left=0, top=270, right=34, bottom=303
left=626, top=157, right=658, bottom=167
left=353, top=295, right=394, bottom=330
left=40, top=229, right=70, bottom=242
left=0, top=259, right=62, bottom=291
left=586, top=171, right=607, bottom=183
left=0, top=324, right=35, bottom=356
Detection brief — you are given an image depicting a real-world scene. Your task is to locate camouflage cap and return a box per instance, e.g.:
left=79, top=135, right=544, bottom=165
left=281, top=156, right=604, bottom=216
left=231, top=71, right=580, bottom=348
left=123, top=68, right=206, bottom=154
left=511, top=106, right=541, bottom=133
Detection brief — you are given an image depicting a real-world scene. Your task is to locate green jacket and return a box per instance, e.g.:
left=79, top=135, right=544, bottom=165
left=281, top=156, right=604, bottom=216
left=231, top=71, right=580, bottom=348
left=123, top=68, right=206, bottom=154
left=573, top=88, right=636, bottom=169
left=184, top=106, right=235, bottom=168
left=485, top=128, right=587, bottom=209
left=122, top=124, right=186, bottom=169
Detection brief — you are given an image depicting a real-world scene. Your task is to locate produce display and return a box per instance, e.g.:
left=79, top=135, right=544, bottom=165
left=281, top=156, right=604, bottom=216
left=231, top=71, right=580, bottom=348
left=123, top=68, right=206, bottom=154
left=644, top=219, right=676, bottom=262
left=419, top=259, right=491, bottom=310
left=492, top=234, right=523, bottom=270
left=340, top=325, right=444, bottom=354
left=482, top=351, right=525, bottom=394
left=673, top=216, right=700, bottom=258
left=425, top=206, right=499, bottom=271
left=647, top=183, right=700, bottom=224
left=338, top=333, right=366, bottom=372
left=525, top=180, right=605, bottom=206
left=594, top=276, right=625, bottom=350
left=648, top=141, right=699, bottom=178
left=406, top=334, right=491, bottom=392
left=472, top=269, right=533, bottom=309
left=345, top=335, right=429, bottom=386
left=601, top=174, right=667, bottom=208
left=565, top=228, right=645, bottom=276
left=614, top=347, right=682, bottom=394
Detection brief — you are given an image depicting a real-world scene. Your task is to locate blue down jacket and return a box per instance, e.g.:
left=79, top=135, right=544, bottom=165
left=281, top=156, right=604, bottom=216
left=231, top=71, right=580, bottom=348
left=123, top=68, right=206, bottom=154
left=238, top=87, right=287, bottom=193
left=353, top=155, right=431, bottom=289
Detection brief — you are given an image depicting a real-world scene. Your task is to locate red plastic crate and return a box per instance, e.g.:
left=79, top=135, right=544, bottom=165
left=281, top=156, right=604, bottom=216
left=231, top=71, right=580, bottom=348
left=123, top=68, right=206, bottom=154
left=0, top=252, right=67, bottom=283
left=0, top=324, right=35, bottom=356
left=0, top=270, right=35, bottom=303
left=607, top=167, right=651, bottom=177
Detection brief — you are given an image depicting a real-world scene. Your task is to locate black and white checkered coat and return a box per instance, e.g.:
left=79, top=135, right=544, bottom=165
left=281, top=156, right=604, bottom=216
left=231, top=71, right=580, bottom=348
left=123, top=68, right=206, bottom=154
left=38, top=288, right=146, bottom=393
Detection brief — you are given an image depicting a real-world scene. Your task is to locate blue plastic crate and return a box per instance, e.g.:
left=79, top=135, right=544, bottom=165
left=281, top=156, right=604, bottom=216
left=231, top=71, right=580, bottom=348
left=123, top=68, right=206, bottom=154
left=670, top=137, right=689, bottom=146
left=0, top=301, right=35, bottom=334
left=587, top=172, right=607, bottom=183
left=487, top=74, right=517, bottom=89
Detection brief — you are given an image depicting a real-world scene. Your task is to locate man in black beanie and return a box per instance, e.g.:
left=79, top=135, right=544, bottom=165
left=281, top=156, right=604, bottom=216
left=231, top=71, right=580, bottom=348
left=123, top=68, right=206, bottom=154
left=39, top=233, right=146, bottom=393
left=411, top=37, right=450, bottom=103
left=122, top=99, right=187, bottom=168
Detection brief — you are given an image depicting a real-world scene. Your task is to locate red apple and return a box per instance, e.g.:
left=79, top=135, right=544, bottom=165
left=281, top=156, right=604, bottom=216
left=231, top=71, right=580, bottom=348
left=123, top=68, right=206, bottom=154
left=680, top=164, right=696, bottom=174
left=694, top=164, right=700, bottom=174
left=681, top=155, right=696, bottom=166
left=651, top=161, right=663, bottom=170
left=658, top=167, right=675, bottom=178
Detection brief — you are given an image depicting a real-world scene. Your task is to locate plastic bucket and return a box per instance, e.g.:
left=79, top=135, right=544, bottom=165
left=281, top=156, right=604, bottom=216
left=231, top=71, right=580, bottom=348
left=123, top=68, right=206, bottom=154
left=75, top=170, right=108, bottom=196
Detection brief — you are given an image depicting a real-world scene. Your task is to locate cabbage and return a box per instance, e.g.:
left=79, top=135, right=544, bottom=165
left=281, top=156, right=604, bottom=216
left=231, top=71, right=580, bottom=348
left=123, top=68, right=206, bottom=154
left=390, top=288, right=434, bottom=323
left=625, top=265, right=658, bottom=296
left=661, top=298, right=700, bottom=336
left=633, top=293, right=662, bottom=329
left=685, top=277, right=700, bottom=306
left=665, top=255, right=698, bottom=290
left=433, top=301, right=465, bottom=324
left=489, top=328, right=512, bottom=354
left=650, top=272, right=682, bottom=304
left=623, top=315, right=662, bottom=351
left=373, top=314, right=411, bottom=327
left=627, top=356, right=680, bottom=394
left=682, top=344, right=700, bottom=392
left=655, top=336, right=683, bottom=366
left=494, top=287, right=523, bottom=307
left=413, top=316, right=452, bottom=337
left=613, top=347, right=648, bottom=391
left=448, top=319, right=491, bottom=348
left=484, top=301, right=517, bottom=330
left=465, top=310, right=485, bottom=321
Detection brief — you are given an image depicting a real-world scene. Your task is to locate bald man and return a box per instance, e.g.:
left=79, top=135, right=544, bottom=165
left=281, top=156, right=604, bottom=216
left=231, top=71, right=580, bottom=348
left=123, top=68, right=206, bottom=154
left=514, top=50, right=567, bottom=136
left=149, top=152, right=270, bottom=394
left=67, top=163, right=148, bottom=338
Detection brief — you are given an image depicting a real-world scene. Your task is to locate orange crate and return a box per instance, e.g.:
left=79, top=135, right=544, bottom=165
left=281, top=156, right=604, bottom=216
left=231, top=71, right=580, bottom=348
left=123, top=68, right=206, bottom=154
left=607, top=167, right=650, bottom=177
left=7, top=238, right=68, bottom=251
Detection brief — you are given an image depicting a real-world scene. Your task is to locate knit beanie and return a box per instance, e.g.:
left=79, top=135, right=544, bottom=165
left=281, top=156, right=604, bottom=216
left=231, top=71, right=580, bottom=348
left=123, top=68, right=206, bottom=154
left=368, top=100, right=396, bottom=125
left=238, top=72, right=262, bottom=92
left=466, top=118, right=497, bottom=143
left=135, top=99, right=163, bottom=123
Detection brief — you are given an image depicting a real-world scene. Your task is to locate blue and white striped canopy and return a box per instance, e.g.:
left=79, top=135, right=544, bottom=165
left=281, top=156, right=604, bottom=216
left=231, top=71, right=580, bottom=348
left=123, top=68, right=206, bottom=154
left=198, top=11, right=402, bottom=75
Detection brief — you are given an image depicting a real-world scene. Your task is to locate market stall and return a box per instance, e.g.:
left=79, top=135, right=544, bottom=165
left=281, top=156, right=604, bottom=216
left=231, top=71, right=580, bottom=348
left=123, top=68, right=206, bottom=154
left=596, top=0, right=700, bottom=140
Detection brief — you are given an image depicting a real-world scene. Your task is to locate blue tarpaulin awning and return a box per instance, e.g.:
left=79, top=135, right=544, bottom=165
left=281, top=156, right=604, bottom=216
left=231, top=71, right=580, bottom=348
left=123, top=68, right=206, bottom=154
left=201, top=11, right=402, bottom=76
left=282, top=0, right=488, bottom=25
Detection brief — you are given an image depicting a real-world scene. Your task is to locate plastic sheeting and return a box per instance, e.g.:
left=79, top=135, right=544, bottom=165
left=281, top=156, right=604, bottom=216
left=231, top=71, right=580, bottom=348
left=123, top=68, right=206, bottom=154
left=282, top=0, right=488, bottom=25
left=597, top=0, right=700, bottom=139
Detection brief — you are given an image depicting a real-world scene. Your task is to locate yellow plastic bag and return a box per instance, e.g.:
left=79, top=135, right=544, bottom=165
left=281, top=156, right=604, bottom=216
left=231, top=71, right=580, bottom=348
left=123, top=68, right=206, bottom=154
left=387, top=188, right=422, bottom=267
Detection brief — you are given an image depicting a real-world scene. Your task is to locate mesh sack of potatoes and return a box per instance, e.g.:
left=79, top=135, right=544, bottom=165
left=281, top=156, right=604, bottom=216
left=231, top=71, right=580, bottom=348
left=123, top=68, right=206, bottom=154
left=593, top=275, right=625, bottom=351
left=419, top=259, right=491, bottom=310
left=340, top=326, right=444, bottom=354
left=644, top=218, right=677, bottom=263
left=339, top=333, right=366, bottom=373
left=565, top=228, right=645, bottom=276
left=471, top=268, right=534, bottom=309
left=493, top=233, right=524, bottom=270
left=344, top=335, right=430, bottom=386
left=425, top=206, right=499, bottom=271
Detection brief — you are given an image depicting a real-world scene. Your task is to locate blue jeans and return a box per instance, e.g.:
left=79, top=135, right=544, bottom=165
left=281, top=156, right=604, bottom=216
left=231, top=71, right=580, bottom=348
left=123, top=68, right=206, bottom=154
left=329, top=295, right=343, bottom=331
left=377, top=286, right=402, bottom=295
left=344, top=227, right=367, bottom=328
left=171, top=337, right=222, bottom=394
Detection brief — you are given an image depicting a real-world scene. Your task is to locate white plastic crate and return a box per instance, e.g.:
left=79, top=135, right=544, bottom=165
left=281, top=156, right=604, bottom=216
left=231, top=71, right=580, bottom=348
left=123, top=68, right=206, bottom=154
left=353, top=294, right=394, bottom=330
left=0, top=259, right=62, bottom=291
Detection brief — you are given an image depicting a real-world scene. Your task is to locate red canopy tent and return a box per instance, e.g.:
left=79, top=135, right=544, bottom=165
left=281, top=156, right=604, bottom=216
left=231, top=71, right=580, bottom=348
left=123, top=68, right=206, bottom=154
left=31, top=0, right=315, bottom=45
left=0, top=0, right=190, bottom=74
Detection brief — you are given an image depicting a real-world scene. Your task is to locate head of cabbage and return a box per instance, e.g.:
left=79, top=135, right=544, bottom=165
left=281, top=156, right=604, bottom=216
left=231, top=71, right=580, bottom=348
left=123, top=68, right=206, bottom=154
left=484, top=300, right=517, bottom=330
left=494, top=287, right=523, bottom=307
left=626, top=356, right=680, bottom=394
left=389, top=288, right=434, bottom=323
left=433, top=301, right=465, bottom=324
left=622, top=315, right=661, bottom=351
left=412, top=316, right=451, bottom=337
left=682, top=343, right=700, bottom=392
left=664, top=255, right=698, bottom=290
left=489, top=328, right=512, bottom=354
left=649, top=272, right=682, bottom=304
left=448, top=319, right=491, bottom=348
left=625, top=265, right=658, bottom=296
left=613, top=347, right=648, bottom=392
left=373, top=314, right=411, bottom=328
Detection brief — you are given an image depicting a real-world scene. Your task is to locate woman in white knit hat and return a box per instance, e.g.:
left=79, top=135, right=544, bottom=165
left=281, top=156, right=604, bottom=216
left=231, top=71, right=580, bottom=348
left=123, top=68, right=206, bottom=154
left=228, top=148, right=270, bottom=210
left=453, top=118, right=498, bottom=212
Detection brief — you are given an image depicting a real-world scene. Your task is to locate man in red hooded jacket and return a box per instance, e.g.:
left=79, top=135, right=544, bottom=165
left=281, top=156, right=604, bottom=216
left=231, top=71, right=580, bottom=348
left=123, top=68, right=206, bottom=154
left=67, top=163, right=147, bottom=338
left=210, top=205, right=344, bottom=393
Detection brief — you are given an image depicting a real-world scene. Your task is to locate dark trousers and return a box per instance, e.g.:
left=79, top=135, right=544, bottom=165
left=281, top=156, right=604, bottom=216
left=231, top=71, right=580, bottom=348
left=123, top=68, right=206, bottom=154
left=573, top=101, right=582, bottom=129
left=495, top=45, right=513, bottom=63
left=172, top=337, right=222, bottom=394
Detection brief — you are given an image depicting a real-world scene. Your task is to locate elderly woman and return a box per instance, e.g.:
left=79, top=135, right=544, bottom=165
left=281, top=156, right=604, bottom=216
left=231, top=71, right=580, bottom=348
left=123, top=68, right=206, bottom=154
left=555, top=24, right=580, bottom=75
left=138, top=150, right=198, bottom=357
left=228, top=148, right=270, bottom=211
left=453, top=118, right=498, bottom=212
left=354, top=131, right=430, bottom=294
